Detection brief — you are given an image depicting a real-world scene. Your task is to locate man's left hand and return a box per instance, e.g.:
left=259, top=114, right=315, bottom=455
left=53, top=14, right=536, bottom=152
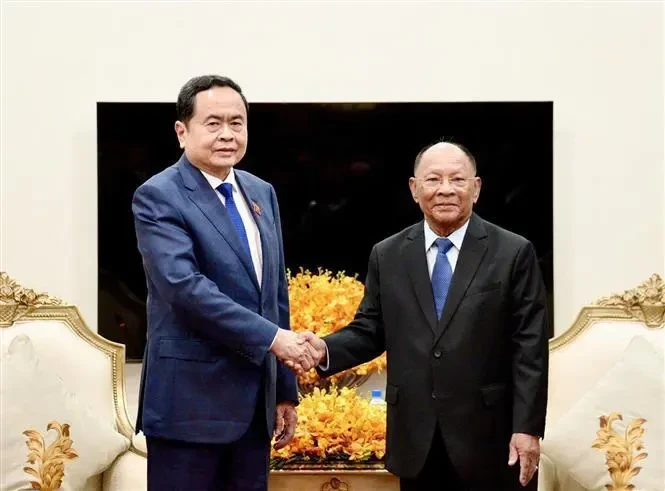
left=273, top=402, right=297, bottom=450
left=508, top=432, right=540, bottom=486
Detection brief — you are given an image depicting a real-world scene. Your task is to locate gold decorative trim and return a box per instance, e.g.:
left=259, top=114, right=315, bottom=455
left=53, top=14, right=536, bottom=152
left=0, top=272, right=144, bottom=457
left=592, top=412, right=648, bottom=490
left=23, top=420, right=79, bottom=490
left=0, top=272, right=62, bottom=326
left=321, top=476, right=349, bottom=491
left=550, top=274, right=664, bottom=352
left=594, top=274, right=665, bottom=327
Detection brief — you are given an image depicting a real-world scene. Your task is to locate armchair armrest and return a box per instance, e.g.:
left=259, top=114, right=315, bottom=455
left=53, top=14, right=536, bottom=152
left=537, top=452, right=556, bottom=491
left=538, top=451, right=591, bottom=491
left=102, top=449, right=147, bottom=491
left=132, top=431, right=147, bottom=456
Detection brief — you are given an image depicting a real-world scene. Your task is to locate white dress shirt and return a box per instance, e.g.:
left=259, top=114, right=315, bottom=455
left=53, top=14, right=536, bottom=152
left=319, top=218, right=470, bottom=371
left=200, top=168, right=263, bottom=287
left=201, top=168, right=279, bottom=349
left=424, top=218, right=469, bottom=278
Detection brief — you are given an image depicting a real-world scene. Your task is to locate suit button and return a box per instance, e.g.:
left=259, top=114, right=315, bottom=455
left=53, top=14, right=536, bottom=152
left=433, top=351, right=442, bottom=359
left=431, top=391, right=437, bottom=400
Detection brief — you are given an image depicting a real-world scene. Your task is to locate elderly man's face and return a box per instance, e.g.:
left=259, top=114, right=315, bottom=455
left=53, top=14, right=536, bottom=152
left=175, top=86, right=247, bottom=179
left=408, top=143, right=481, bottom=235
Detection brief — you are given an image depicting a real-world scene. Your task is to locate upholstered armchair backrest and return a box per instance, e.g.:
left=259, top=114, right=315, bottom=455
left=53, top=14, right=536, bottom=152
left=0, top=272, right=135, bottom=440
left=546, top=274, right=665, bottom=427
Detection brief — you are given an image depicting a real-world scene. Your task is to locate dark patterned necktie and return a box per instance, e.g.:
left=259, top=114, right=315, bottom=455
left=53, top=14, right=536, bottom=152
left=217, top=183, right=252, bottom=264
left=432, top=237, right=453, bottom=319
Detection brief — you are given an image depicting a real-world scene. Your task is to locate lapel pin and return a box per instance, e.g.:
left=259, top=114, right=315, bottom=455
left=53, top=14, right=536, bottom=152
left=251, top=201, right=262, bottom=215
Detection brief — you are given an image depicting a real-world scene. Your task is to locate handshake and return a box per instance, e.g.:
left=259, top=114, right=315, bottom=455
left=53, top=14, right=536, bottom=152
left=270, top=330, right=327, bottom=374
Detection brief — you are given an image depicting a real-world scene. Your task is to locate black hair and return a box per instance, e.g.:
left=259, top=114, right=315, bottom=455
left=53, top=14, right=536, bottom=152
left=413, top=138, right=477, bottom=174
left=176, top=75, right=248, bottom=124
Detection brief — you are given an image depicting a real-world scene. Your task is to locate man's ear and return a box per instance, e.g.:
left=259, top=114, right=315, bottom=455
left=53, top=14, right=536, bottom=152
left=175, top=121, right=187, bottom=149
left=473, top=177, right=482, bottom=203
left=408, top=177, right=418, bottom=202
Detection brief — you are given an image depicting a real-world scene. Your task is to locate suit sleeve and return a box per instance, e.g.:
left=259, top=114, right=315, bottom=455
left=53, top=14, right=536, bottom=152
left=317, top=245, right=386, bottom=377
left=132, top=182, right=278, bottom=366
left=270, top=185, right=299, bottom=405
left=509, top=240, right=549, bottom=437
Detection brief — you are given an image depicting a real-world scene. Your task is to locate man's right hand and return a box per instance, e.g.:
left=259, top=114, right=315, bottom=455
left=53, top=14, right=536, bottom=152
left=270, top=329, right=317, bottom=374
left=297, top=331, right=327, bottom=366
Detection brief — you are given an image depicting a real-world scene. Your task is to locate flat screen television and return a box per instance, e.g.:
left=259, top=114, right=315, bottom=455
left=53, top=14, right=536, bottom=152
left=97, top=101, right=553, bottom=360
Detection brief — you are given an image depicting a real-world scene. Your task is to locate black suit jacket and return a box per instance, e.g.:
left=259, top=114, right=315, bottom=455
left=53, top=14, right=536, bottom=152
left=320, top=214, right=549, bottom=485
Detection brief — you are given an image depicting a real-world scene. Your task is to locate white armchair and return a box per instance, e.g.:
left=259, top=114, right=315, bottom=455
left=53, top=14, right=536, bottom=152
left=538, top=274, right=664, bottom=491
left=3, top=271, right=662, bottom=491
left=0, top=273, right=147, bottom=491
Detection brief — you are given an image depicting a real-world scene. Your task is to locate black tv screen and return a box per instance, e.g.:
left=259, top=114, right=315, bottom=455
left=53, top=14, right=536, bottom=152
left=97, top=101, right=553, bottom=360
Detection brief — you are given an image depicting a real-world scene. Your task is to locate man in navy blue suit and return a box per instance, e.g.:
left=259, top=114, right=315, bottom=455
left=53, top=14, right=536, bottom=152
left=132, top=75, right=316, bottom=491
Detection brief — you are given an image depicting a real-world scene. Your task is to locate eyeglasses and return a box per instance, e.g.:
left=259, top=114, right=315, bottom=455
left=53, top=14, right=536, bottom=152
left=415, top=176, right=476, bottom=191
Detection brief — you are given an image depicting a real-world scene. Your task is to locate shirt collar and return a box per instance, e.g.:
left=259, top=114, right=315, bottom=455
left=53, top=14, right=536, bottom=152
left=424, top=217, right=470, bottom=253
left=200, top=167, right=238, bottom=193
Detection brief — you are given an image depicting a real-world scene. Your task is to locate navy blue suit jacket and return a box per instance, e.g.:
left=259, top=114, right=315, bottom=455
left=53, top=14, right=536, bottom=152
left=132, top=154, right=298, bottom=444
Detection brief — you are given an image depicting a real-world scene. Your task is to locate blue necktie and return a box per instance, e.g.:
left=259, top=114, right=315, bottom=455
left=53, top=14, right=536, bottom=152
left=217, top=183, right=253, bottom=264
left=432, top=237, right=454, bottom=319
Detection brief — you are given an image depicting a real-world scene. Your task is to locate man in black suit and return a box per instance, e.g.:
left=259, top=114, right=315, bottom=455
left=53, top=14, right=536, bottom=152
left=300, top=141, right=549, bottom=490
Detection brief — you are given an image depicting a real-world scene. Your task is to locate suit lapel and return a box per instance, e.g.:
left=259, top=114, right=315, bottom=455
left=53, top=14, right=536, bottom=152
left=235, top=172, right=271, bottom=296
left=402, top=223, right=438, bottom=333
left=177, top=156, right=260, bottom=291
left=434, top=214, right=488, bottom=342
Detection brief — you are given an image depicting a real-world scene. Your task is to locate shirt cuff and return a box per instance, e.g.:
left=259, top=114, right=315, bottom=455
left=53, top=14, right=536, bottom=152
left=268, top=329, right=279, bottom=350
left=318, top=342, right=330, bottom=371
